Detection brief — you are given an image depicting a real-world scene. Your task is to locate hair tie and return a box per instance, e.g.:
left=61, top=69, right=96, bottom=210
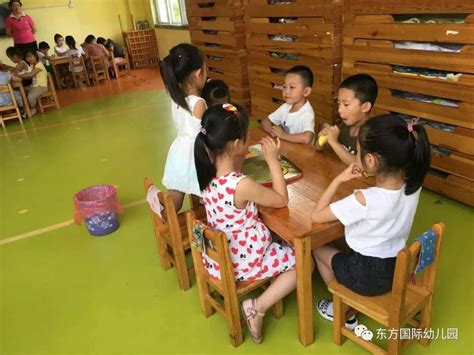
left=222, top=103, right=238, bottom=113
left=200, top=127, right=207, bottom=135
left=407, top=117, right=420, bottom=133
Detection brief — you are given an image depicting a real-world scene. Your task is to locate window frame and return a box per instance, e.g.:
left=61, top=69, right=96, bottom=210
left=152, top=0, right=188, bottom=27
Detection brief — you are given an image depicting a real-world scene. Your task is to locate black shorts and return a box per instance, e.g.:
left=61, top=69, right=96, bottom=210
left=332, top=250, right=396, bottom=296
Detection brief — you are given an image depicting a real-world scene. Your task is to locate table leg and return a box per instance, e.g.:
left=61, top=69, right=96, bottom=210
left=52, top=64, right=61, bottom=90
left=18, top=84, right=31, bottom=118
left=295, top=236, right=314, bottom=346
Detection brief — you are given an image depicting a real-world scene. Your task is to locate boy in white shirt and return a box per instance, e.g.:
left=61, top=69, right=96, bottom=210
left=261, top=65, right=315, bottom=144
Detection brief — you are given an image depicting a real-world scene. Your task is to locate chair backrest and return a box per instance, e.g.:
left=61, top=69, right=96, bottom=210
left=143, top=177, right=181, bottom=243
left=389, top=222, right=445, bottom=322
left=0, top=84, right=11, bottom=94
left=69, top=56, right=86, bottom=73
left=186, top=210, right=238, bottom=293
left=90, top=55, right=107, bottom=72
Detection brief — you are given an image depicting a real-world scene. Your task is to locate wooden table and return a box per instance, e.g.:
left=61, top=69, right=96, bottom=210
left=250, top=128, right=371, bottom=346
left=50, top=56, right=70, bottom=89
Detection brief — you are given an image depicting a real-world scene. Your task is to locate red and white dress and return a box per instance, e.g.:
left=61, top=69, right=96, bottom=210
left=202, top=172, right=296, bottom=281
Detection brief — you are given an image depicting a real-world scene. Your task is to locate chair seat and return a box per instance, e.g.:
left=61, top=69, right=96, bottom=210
left=329, top=281, right=431, bottom=326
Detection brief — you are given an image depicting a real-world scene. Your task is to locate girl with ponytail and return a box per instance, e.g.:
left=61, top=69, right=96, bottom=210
left=311, top=114, right=431, bottom=328
left=195, top=103, right=301, bottom=344
left=159, top=43, right=207, bottom=210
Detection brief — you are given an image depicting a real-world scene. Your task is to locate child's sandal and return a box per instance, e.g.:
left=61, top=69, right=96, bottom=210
left=241, top=298, right=265, bottom=344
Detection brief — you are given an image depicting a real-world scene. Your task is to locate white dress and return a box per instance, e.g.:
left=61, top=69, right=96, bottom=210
left=162, top=95, right=205, bottom=196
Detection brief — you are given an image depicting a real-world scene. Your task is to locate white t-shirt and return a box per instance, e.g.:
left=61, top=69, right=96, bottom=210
left=330, top=186, right=421, bottom=258
left=37, top=51, right=49, bottom=66
left=268, top=100, right=315, bottom=134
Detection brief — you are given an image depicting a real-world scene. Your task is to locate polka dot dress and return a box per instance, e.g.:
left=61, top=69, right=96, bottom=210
left=202, top=172, right=296, bottom=281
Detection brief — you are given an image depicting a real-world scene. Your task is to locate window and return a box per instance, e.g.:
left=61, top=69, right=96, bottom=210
left=152, top=0, right=188, bottom=26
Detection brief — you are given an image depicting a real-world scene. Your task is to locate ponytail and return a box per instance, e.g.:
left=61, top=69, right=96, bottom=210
left=359, top=114, right=431, bottom=196
left=194, top=131, right=217, bottom=191
left=405, top=124, right=431, bottom=195
left=194, top=103, right=249, bottom=192
left=160, top=56, right=188, bottom=112
left=159, top=43, right=204, bottom=113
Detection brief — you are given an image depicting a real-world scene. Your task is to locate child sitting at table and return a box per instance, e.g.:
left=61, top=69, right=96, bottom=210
left=53, top=33, right=69, bottom=55
left=12, top=51, right=49, bottom=116
left=201, top=79, right=229, bottom=107
left=37, top=41, right=53, bottom=74
left=311, top=114, right=431, bottom=329
left=3, top=46, right=30, bottom=75
left=194, top=103, right=299, bottom=344
left=315, top=74, right=378, bottom=165
left=261, top=65, right=315, bottom=144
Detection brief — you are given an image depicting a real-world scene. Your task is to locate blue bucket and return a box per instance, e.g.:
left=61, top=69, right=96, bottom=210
left=84, top=211, right=120, bottom=236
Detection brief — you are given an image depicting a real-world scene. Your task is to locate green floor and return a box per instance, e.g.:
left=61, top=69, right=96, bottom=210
left=0, top=89, right=473, bottom=354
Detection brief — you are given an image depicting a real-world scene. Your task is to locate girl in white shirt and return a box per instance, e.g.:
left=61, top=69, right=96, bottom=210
left=311, top=114, right=431, bottom=328
left=160, top=43, right=207, bottom=211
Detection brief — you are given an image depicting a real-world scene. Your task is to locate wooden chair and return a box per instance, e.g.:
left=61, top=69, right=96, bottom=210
left=38, top=74, right=60, bottom=114
left=111, top=49, right=130, bottom=78
left=143, top=177, right=194, bottom=291
left=0, top=84, right=23, bottom=128
left=186, top=210, right=284, bottom=347
left=329, top=222, right=445, bottom=355
left=88, top=55, right=110, bottom=85
left=69, top=56, right=90, bottom=87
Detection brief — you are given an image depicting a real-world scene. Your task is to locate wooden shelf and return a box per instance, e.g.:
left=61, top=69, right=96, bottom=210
left=123, top=29, right=159, bottom=69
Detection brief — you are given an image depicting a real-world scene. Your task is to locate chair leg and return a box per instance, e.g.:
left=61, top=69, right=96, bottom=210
left=38, top=99, right=44, bottom=114
left=333, top=295, right=346, bottom=346
left=155, top=234, right=172, bottom=271
left=271, top=298, right=284, bottom=319
left=419, top=297, right=434, bottom=347
left=173, top=244, right=191, bottom=291
left=387, top=336, right=402, bottom=355
left=223, top=292, right=243, bottom=347
left=0, top=116, right=5, bottom=129
left=196, top=275, right=215, bottom=318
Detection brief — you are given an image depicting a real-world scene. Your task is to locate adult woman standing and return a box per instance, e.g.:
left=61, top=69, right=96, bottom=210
left=5, top=0, right=38, bottom=58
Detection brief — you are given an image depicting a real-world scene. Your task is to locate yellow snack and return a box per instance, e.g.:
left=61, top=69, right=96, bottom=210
left=318, top=135, right=328, bottom=146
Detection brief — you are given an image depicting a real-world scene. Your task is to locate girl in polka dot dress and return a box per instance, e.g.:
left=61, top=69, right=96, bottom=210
left=194, top=103, right=298, bottom=344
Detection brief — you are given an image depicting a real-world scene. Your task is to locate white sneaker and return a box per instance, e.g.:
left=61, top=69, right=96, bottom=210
left=316, top=299, right=358, bottom=330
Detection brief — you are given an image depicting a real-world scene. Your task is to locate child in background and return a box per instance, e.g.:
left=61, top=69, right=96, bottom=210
left=53, top=33, right=69, bottom=55
left=12, top=51, right=49, bottom=116
left=201, top=79, right=229, bottom=107
left=194, top=103, right=299, bottom=344
left=312, top=114, right=431, bottom=328
left=4, top=46, right=30, bottom=75
left=316, top=74, right=378, bottom=165
left=65, top=35, right=85, bottom=58
left=160, top=43, right=207, bottom=211
left=261, top=65, right=315, bottom=144
left=37, top=41, right=53, bottom=74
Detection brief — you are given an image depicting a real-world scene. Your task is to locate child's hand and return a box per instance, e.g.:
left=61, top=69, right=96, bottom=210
left=336, top=163, right=363, bottom=182
left=325, top=125, right=340, bottom=145
left=261, top=136, right=280, bottom=163
left=270, top=125, right=284, bottom=138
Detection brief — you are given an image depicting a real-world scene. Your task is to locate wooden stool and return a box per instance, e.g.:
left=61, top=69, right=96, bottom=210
left=38, top=74, right=60, bottom=114
left=329, top=222, right=445, bottom=355
left=186, top=210, right=284, bottom=347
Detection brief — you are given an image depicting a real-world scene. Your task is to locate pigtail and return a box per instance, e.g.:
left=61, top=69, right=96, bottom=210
left=405, top=124, right=431, bottom=195
left=194, top=131, right=216, bottom=191
left=160, top=55, right=189, bottom=112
